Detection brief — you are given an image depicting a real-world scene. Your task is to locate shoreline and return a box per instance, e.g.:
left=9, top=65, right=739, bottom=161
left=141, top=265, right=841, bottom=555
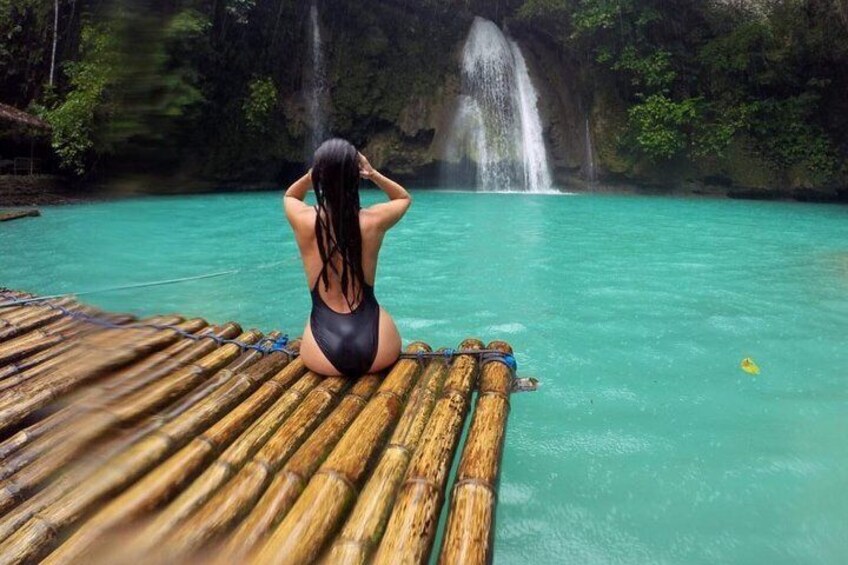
left=1, top=176, right=846, bottom=208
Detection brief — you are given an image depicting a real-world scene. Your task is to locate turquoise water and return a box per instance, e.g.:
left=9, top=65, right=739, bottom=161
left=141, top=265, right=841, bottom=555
left=2, top=191, right=847, bottom=563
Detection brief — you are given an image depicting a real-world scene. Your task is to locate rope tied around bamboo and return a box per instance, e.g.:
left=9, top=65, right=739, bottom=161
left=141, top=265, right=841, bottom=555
left=0, top=294, right=297, bottom=357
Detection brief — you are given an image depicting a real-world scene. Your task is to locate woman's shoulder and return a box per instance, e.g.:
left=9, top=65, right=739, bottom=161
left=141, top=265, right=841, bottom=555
left=288, top=205, right=317, bottom=241
left=358, top=207, right=382, bottom=232
left=358, top=209, right=387, bottom=248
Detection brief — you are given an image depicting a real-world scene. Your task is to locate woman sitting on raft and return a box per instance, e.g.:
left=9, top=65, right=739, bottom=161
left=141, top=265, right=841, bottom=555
left=284, top=138, right=411, bottom=377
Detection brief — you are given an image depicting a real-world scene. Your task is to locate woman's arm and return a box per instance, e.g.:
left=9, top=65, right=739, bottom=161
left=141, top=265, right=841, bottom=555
left=283, top=170, right=312, bottom=226
left=359, top=153, right=411, bottom=230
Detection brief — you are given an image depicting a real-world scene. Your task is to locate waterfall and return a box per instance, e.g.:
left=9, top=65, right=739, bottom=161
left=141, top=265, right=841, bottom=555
left=510, top=40, right=553, bottom=192
left=445, top=16, right=552, bottom=192
left=583, top=117, right=597, bottom=183
left=307, top=1, right=328, bottom=150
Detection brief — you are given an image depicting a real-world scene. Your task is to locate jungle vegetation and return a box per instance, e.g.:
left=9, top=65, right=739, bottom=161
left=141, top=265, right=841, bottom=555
left=1, top=0, right=846, bottom=190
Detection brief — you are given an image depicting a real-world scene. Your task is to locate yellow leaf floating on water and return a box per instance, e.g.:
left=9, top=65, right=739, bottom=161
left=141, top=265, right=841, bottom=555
left=741, top=357, right=760, bottom=375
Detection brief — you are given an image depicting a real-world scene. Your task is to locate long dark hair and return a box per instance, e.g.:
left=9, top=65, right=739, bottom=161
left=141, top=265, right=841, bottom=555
left=311, top=138, right=366, bottom=308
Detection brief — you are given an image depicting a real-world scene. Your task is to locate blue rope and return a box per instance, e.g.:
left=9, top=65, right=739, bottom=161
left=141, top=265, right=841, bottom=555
left=498, top=353, right=518, bottom=372
left=400, top=348, right=518, bottom=372
left=0, top=296, right=296, bottom=356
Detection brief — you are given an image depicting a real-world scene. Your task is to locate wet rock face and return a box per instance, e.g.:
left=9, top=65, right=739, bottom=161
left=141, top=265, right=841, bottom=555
left=304, top=3, right=467, bottom=178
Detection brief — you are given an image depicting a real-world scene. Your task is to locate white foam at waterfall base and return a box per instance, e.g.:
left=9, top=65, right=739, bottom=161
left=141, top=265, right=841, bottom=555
left=447, top=16, right=554, bottom=193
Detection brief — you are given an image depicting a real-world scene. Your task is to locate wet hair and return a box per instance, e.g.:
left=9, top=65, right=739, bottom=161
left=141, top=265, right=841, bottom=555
left=310, top=138, right=365, bottom=308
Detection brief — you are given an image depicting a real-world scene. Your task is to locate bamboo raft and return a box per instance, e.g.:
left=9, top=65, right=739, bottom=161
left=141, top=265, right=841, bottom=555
left=0, top=210, right=40, bottom=223
left=0, top=289, right=531, bottom=564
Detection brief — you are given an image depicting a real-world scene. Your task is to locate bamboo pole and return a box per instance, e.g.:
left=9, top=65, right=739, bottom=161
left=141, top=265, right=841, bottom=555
left=0, top=315, right=86, bottom=365
left=144, top=329, right=279, bottom=427
left=250, top=341, right=432, bottom=565
left=0, top=298, right=83, bottom=334
left=157, top=372, right=350, bottom=557
left=0, top=312, right=135, bottom=382
left=0, top=315, right=168, bottom=385
left=0, top=317, right=202, bottom=432
left=0, top=402, right=175, bottom=545
left=0, top=304, right=29, bottom=323
left=438, top=341, right=513, bottom=565
left=0, top=324, right=237, bottom=467
left=371, top=339, right=484, bottom=565
left=82, top=323, right=241, bottom=403
left=0, top=326, right=258, bottom=506
left=0, top=300, right=74, bottom=341
left=220, top=374, right=383, bottom=561
left=141, top=370, right=326, bottom=548
left=0, top=339, right=293, bottom=563
left=108, top=328, right=263, bottom=422
left=0, top=330, right=261, bottom=516
left=325, top=352, right=452, bottom=564
left=25, top=312, right=182, bottom=362
left=0, top=298, right=67, bottom=327
left=0, top=324, right=240, bottom=464
left=0, top=314, right=187, bottom=405
left=42, top=355, right=307, bottom=565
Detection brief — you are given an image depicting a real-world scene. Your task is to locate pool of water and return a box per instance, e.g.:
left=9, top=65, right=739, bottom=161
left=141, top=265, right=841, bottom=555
left=2, top=190, right=847, bottom=563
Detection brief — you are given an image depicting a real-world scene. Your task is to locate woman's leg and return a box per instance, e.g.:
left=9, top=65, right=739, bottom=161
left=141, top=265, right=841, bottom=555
left=369, top=308, right=402, bottom=373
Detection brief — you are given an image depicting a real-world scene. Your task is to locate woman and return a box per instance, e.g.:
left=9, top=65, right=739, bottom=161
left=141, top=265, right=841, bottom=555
left=284, top=138, right=411, bottom=377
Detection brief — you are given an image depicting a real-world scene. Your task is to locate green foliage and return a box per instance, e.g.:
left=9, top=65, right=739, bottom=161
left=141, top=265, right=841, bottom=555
left=517, top=0, right=570, bottom=20
left=691, top=102, right=754, bottom=159
left=749, top=95, right=838, bottom=178
left=42, top=24, right=118, bottom=175
left=627, top=94, right=698, bottom=160
left=613, top=47, right=675, bottom=91
left=0, top=0, right=51, bottom=105
left=517, top=0, right=846, bottom=183
left=38, top=5, right=209, bottom=176
left=242, top=76, right=278, bottom=132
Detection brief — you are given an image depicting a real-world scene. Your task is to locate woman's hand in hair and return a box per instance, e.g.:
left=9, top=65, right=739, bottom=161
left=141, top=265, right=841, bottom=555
left=358, top=152, right=375, bottom=179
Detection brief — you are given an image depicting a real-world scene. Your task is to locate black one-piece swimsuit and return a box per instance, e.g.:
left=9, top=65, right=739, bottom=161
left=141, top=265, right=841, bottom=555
left=309, top=280, right=380, bottom=377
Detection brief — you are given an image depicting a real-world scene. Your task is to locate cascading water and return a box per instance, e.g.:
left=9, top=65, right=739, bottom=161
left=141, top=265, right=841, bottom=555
left=445, top=16, right=552, bottom=192
left=307, top=1, right=328, bottom=150
left=583, top=117, right=597, bottom=183
left=510, top=40, right=553, bottom=191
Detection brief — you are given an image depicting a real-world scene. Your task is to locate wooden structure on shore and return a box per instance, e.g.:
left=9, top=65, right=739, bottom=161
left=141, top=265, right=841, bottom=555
left=0, top=289, right=526, bottom=564
left=0, top=209, right=40, bottom=222
left=0, top=104, right=50, bottom=177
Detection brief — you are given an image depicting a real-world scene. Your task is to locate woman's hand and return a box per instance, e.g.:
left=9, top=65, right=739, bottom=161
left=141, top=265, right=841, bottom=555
left=358, top=152, right=376, bottom=179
